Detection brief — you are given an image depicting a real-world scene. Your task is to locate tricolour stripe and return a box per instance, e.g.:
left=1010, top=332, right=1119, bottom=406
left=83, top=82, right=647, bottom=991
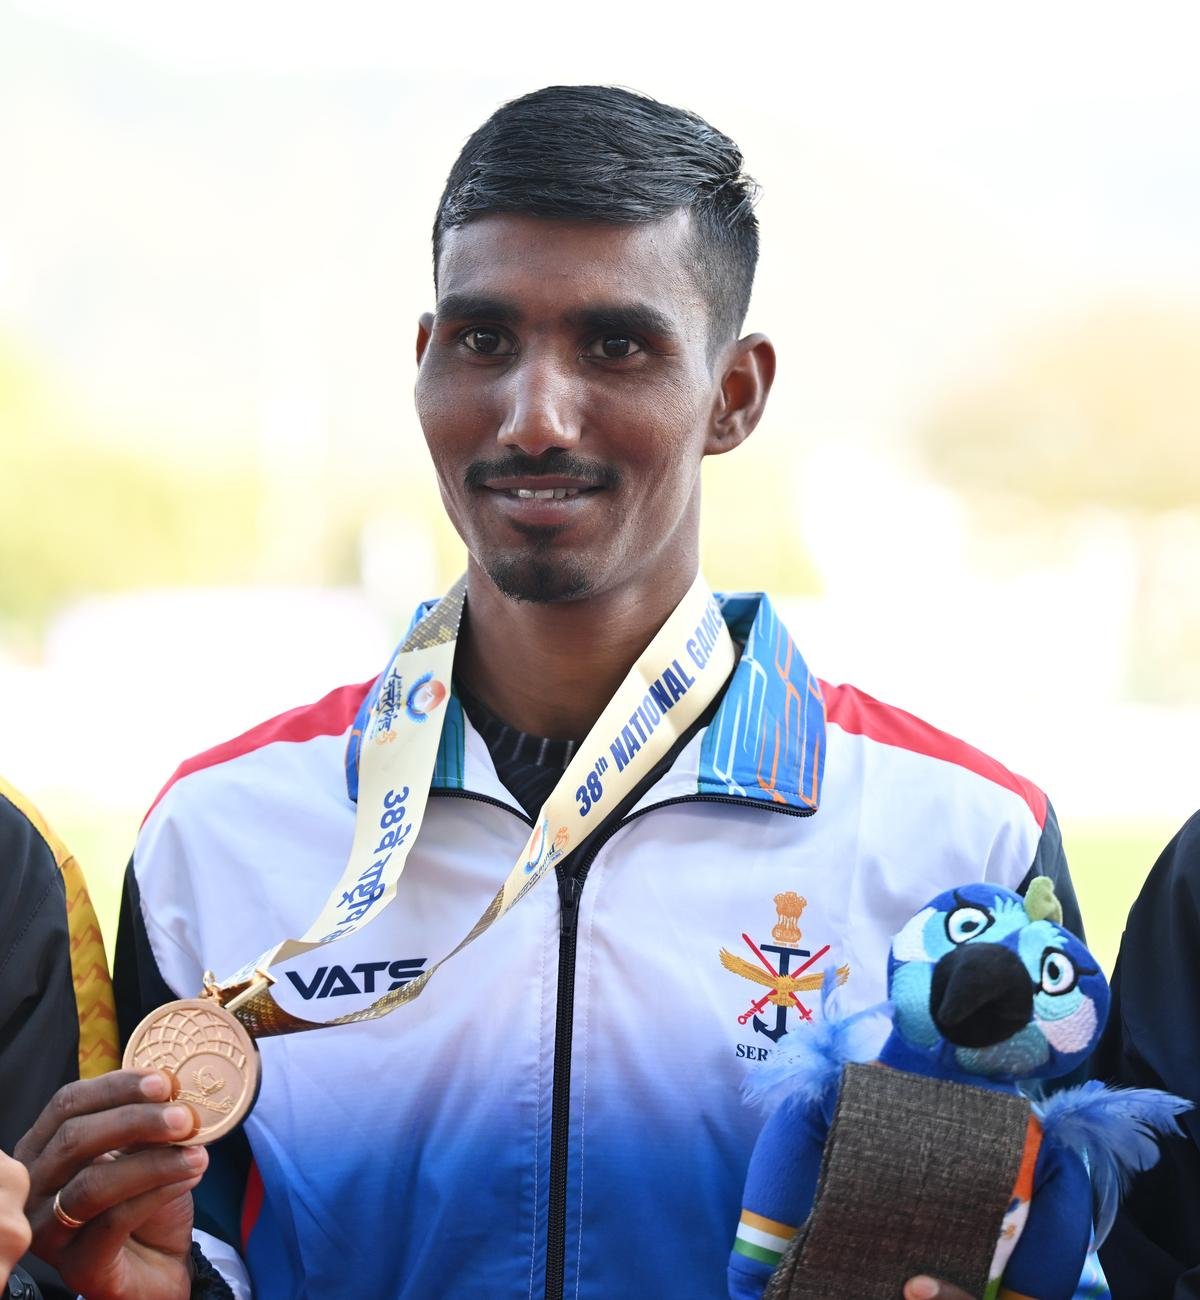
left=734, top=1209, right=795, bottom=1267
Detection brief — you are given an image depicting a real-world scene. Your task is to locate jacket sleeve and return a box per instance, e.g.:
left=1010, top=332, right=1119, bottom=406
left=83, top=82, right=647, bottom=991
left=113, top=861, right=253, bottom=1300
left=1090, top=811, right=1200, bottom=1298
left=0, top=791, right=78, bottom=1155
left=0, top=781, right=118, bottom=1300
left=1016, top=799, right=1086, bottom=943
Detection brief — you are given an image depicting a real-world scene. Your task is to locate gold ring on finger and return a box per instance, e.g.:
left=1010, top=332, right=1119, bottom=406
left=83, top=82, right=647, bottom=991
left=52, top=1189, right=87, bottom=1231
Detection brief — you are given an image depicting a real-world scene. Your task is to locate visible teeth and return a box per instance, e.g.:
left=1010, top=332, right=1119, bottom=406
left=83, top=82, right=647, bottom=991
left=512, top=487, right=581, bottom=500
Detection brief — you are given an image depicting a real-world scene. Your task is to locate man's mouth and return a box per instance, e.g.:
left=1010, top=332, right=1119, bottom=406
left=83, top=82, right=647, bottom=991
left=464, top=459, right=617, bottom=531
left=479, top=474, right=605, bottom=504
left=474, top=476, right=606, bottom=531
left=502, top=486, right=590, bottom=500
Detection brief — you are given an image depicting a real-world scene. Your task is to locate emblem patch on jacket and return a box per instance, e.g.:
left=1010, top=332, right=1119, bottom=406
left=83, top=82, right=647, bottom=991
left=721, top=892, right=849, bottom=1055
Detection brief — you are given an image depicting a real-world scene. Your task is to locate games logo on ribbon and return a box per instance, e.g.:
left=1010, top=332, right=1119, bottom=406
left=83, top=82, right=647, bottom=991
left=405, top=672, right=447, bottom=723
left=370, top=666, right=447, bottom=742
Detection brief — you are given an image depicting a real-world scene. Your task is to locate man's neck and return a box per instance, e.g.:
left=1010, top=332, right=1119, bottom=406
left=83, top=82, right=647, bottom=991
left=455, top=558, right=698, bottom=741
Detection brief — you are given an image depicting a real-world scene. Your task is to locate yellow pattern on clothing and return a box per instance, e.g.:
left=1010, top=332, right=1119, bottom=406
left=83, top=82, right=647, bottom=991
left=0, top=777, right=119, bottom=1077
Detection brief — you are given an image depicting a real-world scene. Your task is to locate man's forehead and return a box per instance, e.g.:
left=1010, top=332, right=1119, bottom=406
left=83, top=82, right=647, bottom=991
left=435, top=211, right=705, bottom=327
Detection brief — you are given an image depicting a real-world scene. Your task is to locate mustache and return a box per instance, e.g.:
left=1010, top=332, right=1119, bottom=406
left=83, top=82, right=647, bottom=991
left=464, top=452, right=620, bottom=491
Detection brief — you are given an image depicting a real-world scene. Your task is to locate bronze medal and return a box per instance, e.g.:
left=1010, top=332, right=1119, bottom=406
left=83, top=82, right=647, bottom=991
left=122, top=997, right=260, bottom=1145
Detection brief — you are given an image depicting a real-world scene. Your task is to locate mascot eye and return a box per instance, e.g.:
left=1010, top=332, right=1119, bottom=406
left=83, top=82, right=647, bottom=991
left=1039, top=949, right=1078, bottom=995
left=945, top=904, right=994, bottom=945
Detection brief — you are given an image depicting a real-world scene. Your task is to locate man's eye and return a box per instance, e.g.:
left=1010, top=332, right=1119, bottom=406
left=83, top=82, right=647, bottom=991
left=461, top=328, right=512, bottom=356
left=586, top=335, right=643, bottom=360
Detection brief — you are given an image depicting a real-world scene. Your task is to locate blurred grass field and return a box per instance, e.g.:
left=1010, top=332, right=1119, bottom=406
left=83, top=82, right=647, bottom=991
left=1059, top=820, right=1176, bottom=974
left=47, top=800, right=1178, bottom=980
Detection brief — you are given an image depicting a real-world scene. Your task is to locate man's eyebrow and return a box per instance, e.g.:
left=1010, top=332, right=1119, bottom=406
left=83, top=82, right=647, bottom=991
left=434, top=293, right=521, bottom=325
left=566, top=303, right=678, bottom=339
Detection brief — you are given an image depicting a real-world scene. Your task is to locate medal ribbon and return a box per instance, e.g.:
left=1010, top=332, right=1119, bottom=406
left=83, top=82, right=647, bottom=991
left=217, top=571, right=734, bottom=1037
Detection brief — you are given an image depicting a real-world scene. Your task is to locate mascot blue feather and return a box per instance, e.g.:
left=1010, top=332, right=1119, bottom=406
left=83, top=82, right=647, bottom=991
left=1036, top=1081, right=1189, bottom=1246
left=741, top=971, right=888, bottom=1115
left=729, top=879, right=1190, bottom=1300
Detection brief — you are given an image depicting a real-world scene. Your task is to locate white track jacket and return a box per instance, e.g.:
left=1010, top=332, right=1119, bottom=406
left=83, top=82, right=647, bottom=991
left=117, top=592, right=1082, bottom=1300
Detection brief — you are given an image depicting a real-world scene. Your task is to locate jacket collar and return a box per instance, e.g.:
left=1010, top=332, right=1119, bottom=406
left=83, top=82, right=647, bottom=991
left=346, top=591, right=825, bottom=815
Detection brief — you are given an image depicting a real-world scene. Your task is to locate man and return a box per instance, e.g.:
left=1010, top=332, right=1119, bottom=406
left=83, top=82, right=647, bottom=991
left=17, top=87, right=1088, bottom=1299
left=1091, top=811, right=1200, bottom=1297
left=0, top=777, right=119, bottom=1298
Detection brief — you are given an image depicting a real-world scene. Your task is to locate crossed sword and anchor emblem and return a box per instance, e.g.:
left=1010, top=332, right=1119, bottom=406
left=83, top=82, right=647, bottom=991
left=720, top=935, right=850, bottom=1024
left=719, top=892, right=850, bottom=1027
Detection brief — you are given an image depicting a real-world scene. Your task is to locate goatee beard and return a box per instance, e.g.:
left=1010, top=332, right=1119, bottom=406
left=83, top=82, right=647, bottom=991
left=484, top=551, right=593, bottom=604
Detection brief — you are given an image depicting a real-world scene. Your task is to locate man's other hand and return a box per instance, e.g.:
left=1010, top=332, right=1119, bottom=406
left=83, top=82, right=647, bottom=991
left=903, top=1279, right=976, bottom=1300
left=905, top=1275, right=1037, bottom=1300
left=0, top=1149, right=32, bottom=1284
left=15, top=1070, right=209, bottom=1300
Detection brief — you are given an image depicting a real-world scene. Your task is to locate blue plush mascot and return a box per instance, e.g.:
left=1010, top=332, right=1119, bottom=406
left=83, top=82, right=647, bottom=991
left=729, top=878, right=1189, bottom=1300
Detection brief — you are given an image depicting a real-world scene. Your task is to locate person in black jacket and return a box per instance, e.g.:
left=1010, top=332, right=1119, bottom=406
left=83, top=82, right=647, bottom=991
left=1091, top=810, right=1200, bottom=1298
left=0, top=779, right=119, bottom=1299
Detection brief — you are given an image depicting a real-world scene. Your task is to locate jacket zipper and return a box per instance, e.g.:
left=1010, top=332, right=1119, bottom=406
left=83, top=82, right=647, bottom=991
left=541, top=793, right=815, bottom=1300
left=544, top=862, right=584, bottom=1300
left=434, top=786, right=816, bottom=1299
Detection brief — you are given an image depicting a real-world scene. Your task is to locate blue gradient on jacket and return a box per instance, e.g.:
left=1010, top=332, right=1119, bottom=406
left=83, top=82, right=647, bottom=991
left=241, top=1009, right=553, bottom=1299
left=563, top=1103, right=763, bottom=1298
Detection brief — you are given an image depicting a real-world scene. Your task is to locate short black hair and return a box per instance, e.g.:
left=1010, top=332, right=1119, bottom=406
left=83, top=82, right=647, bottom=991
left=433, top=85, right=760, bottom=347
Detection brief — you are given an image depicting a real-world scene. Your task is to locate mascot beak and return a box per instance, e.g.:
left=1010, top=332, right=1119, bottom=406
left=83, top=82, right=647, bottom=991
left=930, top=944, right=1034, bottom=1048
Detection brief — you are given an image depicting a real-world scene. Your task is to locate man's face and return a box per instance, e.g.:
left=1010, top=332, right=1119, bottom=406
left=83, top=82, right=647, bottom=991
left=415, top=211, right=723, bottom=604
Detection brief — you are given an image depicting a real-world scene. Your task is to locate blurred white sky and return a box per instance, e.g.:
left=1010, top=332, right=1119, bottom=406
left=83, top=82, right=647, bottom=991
left=4, top=0, right=1199, bottom=455
left=2, top=0, right=1198, bottom=824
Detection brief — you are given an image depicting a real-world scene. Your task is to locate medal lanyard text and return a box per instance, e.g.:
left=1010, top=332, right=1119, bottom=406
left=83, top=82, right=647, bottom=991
left=216, top=573, right=735, bottom=1037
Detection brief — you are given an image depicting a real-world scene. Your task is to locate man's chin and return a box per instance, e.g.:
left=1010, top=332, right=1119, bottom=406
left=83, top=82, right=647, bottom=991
left=484, top=554, right=593, bottom=605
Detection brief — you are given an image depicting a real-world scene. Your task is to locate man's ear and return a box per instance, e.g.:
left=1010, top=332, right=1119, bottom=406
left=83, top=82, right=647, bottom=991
left=416, top=312, right=435, bottom=366
left=706, top=333, right=776, bottom=456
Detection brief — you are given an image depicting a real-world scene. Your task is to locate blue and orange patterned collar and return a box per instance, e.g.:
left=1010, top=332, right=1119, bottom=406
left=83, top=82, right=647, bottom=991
left=346, top=591, right=826, bottom=815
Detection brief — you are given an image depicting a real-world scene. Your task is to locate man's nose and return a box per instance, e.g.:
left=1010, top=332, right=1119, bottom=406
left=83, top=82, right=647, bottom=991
left=495, top=354, right=581, bottom=457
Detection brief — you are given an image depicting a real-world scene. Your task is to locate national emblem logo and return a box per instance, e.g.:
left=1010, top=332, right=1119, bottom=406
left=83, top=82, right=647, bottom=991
left=771, top=890, right=806, bottom=944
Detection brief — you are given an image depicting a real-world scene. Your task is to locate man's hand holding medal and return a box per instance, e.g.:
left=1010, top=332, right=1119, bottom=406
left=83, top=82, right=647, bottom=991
left=17, top=1070, right=205, bottom=1300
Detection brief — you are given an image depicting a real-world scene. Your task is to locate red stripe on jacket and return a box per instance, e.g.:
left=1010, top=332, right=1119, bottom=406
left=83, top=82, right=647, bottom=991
left=241, top=1159, right=265, bottom=1250
left=820, top=681, right=1048, bottom=829
left=143, top=679, right=374, bottom=825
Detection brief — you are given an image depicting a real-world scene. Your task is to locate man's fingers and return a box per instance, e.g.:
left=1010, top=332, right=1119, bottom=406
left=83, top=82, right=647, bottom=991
left=15, top=1071, right=176, bottom=1164
left=0, top=1213, right=32, bottom=1277
left=0, top=1151, right=30, bottom=1201
left=904, top=1278, right=977, bottom=1300
left=50, top=1175, right=199, bottom=1298
left=68, top=1174, right=200, bottom=1264
left=46, top=1146, right=207, bottom=1235
left=26, top=1099, right=197, bottom=1197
